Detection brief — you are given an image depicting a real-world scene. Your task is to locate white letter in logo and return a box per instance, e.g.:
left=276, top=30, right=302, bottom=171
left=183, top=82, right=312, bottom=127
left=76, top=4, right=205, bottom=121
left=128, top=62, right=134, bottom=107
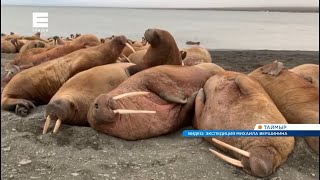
left=33, top=12, right=48, bottom=28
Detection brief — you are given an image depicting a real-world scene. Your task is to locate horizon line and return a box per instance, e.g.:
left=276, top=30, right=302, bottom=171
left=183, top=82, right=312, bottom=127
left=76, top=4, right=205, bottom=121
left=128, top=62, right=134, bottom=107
left=1, top=5, right=319, bottom=13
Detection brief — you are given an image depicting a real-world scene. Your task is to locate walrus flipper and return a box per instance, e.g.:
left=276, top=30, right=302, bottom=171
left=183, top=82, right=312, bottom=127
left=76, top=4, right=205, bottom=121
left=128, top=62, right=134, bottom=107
left=261, top=61, right=284, bottom=76
left=194, top=88, right=206, bottom=125
left=177, top=91, right=198, bottom=126
left=2, top=98, right=36, bottom=117
left=125, top=65, right=145, bottom=76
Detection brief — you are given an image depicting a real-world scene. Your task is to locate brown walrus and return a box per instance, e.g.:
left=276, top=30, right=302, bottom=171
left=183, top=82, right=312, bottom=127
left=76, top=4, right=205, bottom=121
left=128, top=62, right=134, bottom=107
left=1, top=35, right=135, bottom=117
left=126, top=28, right=183, bottom=76
left=87, top=63, right=224, bottom=140
left=43, top=63, right=135, bottom=134
left=248, top=61, right=319, bottom=154
left=1, top=39, right=17, bottom=53
left=193, top=71, right=294, bottom=177
left=181, top=46, right=212, bottom=66
left=3, top=34, right=100, bottom=83
left=289, top=64, right=319, bottom=90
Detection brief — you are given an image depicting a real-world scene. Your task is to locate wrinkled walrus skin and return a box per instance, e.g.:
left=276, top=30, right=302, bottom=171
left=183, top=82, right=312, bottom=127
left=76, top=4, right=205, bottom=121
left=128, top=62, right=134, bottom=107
left=1, top=36, right=131, bottom=117
left=45, top=63, right=134, bottom=128
left=194, top=71, right=294, bottom=178
left=248, top=62, right=319, bottom=155
left=126, top=28, right=183, bottom=76
left=87, top=63, right=225, bottom=140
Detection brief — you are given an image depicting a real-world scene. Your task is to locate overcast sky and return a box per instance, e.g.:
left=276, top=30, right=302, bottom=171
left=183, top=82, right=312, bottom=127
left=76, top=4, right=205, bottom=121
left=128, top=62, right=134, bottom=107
left=1, top=0, right=319, bottom=8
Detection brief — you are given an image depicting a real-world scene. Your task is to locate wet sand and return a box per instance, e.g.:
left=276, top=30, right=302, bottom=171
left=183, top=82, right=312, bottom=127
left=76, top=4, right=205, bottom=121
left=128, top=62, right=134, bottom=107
left=1, top=50, right=319, bottom=180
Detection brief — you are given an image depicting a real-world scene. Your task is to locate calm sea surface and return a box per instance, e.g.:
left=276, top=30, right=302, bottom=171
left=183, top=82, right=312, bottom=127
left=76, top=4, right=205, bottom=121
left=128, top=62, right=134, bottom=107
left=1, top=6, right=319, bottom=50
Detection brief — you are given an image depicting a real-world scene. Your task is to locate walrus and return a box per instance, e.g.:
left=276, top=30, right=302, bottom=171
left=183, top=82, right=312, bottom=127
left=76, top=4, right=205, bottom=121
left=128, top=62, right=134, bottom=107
left=19, top=40, right=47, bottom=53
left=1, top=47, right=55, bottom=88
left=1, top=39, right=17, bottom=53
left=248, top=61, right=319, bottom=154
left=289, top=64, right=319, bottom=90
left=87, top=63, right=225, bottom=140
left=186, top=41, right=200, bottom=45
left=193, top=71, right=294, bottom=177
left=181, top=46, right=212, bottom=66
left=126, top=28, right=183, bottom=76
left=43, top=63, right=135, bottom=134
left=1, top=35, right=135, bottom=117
left=3, top=34, right=100, bottom=83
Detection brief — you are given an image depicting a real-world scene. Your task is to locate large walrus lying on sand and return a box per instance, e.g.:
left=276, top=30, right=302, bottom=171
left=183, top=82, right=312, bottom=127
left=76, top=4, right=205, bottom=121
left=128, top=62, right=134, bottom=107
left=87, top=63, right=224, bottom=140
left=1, top=35, right=135, bottom=117
left=126, top=28, right=183, bottom=76
left=248, top=61, right=319, bottom=154
left=42, top=63, right=135, bottom=134
left=3, top=34, right=100, bottom=83
left=193, top=71, right=294, bottom=177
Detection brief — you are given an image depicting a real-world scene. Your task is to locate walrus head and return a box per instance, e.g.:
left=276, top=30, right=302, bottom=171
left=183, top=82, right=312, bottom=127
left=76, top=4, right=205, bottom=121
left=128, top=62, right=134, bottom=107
left=209, top=138, right=281, bottom=178
left=89, top=92, right=154, bottom=125
left=240, top=146, right=280, bottom=177
left=34, top=32, right=41, bottom=38
left=70, top=34, right=74, bottom=38
left=144, top=28, right=163, bottom=48
left=44, top=97, right=79, bottom=133
left=1, top=33, right=6, bottom=36
left=10, top=32, right=14, bottom=35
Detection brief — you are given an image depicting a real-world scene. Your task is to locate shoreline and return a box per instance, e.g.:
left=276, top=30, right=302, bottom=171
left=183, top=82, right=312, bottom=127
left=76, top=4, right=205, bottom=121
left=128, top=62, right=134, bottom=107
left=1, top=5, right=319, bottom=13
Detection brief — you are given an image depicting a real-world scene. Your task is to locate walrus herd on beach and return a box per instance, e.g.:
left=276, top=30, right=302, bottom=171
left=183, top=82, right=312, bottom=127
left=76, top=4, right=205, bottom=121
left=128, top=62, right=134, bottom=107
left=1, top=29, right=319, bottom=178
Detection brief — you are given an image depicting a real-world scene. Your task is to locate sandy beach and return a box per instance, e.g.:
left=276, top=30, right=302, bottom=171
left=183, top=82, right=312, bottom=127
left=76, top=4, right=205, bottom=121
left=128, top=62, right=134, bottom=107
left=1, top=50, right=319, bottom=180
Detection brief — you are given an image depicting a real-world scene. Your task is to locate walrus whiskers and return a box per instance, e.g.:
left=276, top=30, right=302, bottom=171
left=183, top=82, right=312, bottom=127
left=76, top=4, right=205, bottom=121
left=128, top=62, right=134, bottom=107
left=53, top=119, right=62, bottom=133
left=113, top=92, right=149, bottom=100
left=211, top=138, right=250, bottom=157
left=209, top=149, right=244, bottom=168
left=113, top=109, right=156, bottom=114
left=42, top=115, right=52, bottom=134
left=125, top=43, right=136, bottom=53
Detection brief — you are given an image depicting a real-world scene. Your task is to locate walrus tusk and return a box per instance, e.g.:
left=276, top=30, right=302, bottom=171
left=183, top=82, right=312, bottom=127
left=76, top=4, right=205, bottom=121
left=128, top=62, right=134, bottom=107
left=209, top=149, right=244, bottom=168
left=113, top=92, right=149, bottom=100
left=5, top=70, right=13, bottom=78
left=212, top=138, right=250, bottom=158
left=42, top=115, right=51, bottom=134
left=125, top=42, right=136, bottom=53
left=121, top=54, right=132, bottom=63
left=53, top=119, right=62, bottom=133
left=113, top=109, right=156, bottom=114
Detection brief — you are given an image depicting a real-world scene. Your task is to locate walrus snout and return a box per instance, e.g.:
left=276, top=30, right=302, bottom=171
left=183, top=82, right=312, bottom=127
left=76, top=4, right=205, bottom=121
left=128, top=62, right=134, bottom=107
left=90, top=94, right=116, bottom=124
left=113, top=35, right=128, bottom=46
left=46, top=98, right=77, bottom=122
left=241, top=146, right=275, bottom=177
